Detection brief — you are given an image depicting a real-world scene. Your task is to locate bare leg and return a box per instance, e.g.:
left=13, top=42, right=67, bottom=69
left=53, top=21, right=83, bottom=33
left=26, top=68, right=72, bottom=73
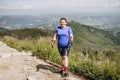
left=62, top=56, right=68, bottom=67
left=61, top=56, right=69, bottom=76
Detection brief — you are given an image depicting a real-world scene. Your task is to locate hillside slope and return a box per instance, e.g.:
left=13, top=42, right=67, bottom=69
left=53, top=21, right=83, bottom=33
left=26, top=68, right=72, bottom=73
left=68, top=21, right=120, bottom=51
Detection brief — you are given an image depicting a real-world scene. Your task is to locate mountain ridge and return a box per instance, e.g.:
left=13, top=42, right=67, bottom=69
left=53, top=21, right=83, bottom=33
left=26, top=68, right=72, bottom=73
left=68, top=21, right=120, bottom=51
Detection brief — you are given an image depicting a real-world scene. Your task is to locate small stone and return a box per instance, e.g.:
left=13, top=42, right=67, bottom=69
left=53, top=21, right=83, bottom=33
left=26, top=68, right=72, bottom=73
left=25, top=57, right=32, bottom=61
left=23, top=66, right=29, bottom=72
left=0, top=74, right=2, bottom=78
left=0, top=53, right=11, bottom=58
left=27, top=51, right=32, bottom=55
left=33, top=56, right=36, bottom=59
left=11, top=52, right=22, bottom=56
left=27, top=76, right=36, bottom=80
left=67, top=77, right=79, bottom=80
left=23, top=66, right=33, bottom=73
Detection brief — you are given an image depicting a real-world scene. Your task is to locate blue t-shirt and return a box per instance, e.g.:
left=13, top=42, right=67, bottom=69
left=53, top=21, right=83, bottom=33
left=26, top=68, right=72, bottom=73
left=55, top=26, right=73, bottom=46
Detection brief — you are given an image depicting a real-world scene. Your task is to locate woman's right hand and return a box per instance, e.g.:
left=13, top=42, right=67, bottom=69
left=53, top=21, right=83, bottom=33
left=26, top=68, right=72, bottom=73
left=51, top=40, right=55, bottom=48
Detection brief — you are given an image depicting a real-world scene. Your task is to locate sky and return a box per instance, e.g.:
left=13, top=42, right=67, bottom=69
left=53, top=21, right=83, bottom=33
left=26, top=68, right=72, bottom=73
left=0, top=0, right=120, bottom=15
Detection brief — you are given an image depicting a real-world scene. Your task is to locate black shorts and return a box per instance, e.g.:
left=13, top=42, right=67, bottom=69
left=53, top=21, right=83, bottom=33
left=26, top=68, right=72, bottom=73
left=58, top=45, right=70, bottom=56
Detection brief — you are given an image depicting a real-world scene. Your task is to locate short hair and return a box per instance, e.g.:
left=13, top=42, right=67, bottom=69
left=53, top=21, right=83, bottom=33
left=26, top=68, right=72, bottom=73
left=60, top=18, right=67, bottom=23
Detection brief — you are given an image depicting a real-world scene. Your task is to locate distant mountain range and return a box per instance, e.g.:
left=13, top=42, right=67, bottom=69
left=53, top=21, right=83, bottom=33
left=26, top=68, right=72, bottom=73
left=0, top=15, right=120, bottom=32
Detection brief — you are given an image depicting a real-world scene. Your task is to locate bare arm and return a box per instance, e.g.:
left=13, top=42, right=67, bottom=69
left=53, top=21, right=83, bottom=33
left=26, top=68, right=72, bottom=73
left=70, top=34, right=73, bottom=44
left=53, top=33, right=57, bottom=41
left=52, top=33, right=57, bottom=45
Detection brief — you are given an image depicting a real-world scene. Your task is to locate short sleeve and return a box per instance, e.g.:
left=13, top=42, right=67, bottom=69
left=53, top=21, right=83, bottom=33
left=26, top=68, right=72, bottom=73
left=68, top=27, right=73, bottom=34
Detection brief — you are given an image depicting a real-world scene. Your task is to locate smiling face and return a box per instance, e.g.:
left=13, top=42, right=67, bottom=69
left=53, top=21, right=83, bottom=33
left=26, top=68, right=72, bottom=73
left=60, top=18, right=67, bottom=28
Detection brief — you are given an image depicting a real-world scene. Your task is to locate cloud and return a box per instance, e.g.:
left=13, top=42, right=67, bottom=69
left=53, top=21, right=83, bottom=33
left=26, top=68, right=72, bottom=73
left=0, top=4, right=33, bottom=10
left=0, top=0, right=120, bottom=15
left=102, top=1, right=120, bottom=9
left=112, top=1, right=120, bottom=7
left=102, top=4, right=110, bottom=8
left=22, top=4, right=33, bottom=9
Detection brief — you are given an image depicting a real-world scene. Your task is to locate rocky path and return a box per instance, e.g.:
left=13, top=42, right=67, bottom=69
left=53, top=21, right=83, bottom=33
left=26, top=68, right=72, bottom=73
left=0, top=41, right=85, bottom=80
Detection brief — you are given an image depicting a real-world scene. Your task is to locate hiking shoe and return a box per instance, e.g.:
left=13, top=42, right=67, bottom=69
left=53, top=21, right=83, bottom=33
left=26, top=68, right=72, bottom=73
left=64, top=72, right=69, bottom=76
left=60, top=69, right=64, bottom=74
left=60, top=65, right=65, bottom=74
left=64, top=67, right=70, bottom=76
left=61, top=71, right=69, bottom=77
left=61, top=70, right=66, bottom=77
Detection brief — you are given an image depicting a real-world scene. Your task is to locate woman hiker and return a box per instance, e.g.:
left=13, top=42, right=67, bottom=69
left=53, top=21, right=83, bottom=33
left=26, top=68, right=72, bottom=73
left=52, top=18, right=74, bottom=76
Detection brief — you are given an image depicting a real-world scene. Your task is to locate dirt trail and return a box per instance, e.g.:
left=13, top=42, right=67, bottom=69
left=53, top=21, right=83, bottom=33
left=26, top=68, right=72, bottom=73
left=0, top=41, right=85, bottom=80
